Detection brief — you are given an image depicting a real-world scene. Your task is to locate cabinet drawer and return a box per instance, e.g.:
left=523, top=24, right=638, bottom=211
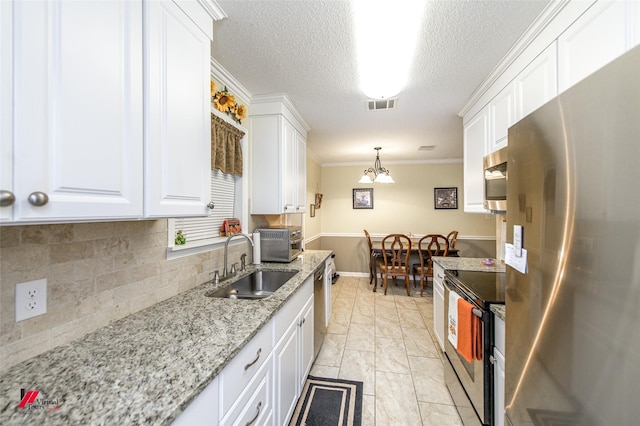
left=221, top=352, right=273, bottom=426
left=220, top=321, right=273, bottom=415
left=273, top=277, right=312, bottom=343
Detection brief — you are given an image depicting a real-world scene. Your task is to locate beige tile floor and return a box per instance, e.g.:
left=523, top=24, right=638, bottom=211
left=310, top=276, right=464, bottom=426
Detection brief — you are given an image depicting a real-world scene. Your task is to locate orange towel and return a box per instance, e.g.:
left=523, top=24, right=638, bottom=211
left=457, top=298, right=483, bottom=363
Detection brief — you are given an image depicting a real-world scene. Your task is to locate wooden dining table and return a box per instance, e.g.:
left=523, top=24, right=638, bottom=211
left=369, top=235, right=458, bottom=291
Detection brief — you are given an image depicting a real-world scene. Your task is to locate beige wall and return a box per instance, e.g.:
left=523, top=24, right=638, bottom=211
left=320, top=162, right=495, bottom=236
left=305, top=155, right=322, bottom=241
left=0, top=221, right=250, bottom=372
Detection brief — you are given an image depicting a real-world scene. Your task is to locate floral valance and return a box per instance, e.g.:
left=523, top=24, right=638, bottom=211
left=211, top=113, right=244, bottom=176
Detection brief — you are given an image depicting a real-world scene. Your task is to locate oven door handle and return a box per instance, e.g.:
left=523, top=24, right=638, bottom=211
left=472, top=308, right=483, bottom=318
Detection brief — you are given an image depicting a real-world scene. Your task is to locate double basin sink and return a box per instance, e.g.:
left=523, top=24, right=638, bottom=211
left=205, top=270, right=298, bottom=300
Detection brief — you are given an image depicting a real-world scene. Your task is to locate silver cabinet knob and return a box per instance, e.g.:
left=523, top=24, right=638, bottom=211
left=207, top=201, right=215, bottom=209
left=0, top=190, right=15, bottom=207
left=28, top=191, right=49, bottom=206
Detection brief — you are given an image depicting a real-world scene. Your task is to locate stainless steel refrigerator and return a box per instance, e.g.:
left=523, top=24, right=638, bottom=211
left=505, top=45, right=640, bottom=426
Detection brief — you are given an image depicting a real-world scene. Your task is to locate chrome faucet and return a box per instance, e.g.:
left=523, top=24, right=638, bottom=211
left=222, top=233, right=254, bottom=280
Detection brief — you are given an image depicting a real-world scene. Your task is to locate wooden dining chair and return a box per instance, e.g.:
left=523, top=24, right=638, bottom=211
left=412, top=234, right=449, bottom=296
left=380, top=234, right=412, bottom=296
left=364, top=229, right=383, bottom=285
left=446, top=230, right=459, bottom=250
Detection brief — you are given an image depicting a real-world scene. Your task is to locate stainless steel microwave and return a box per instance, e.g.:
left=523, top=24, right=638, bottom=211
left=255, top=226, right=303, bottom=262
left=483, top=146, right=507, bottom=213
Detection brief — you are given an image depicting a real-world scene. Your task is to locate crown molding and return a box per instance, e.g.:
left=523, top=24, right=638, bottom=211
left=458, top=0, right=571, bottom=117
left=200, top=0, right=227, bottom=20
left=321, top=158, right=463, bottom=167
left=210, top=57, right=252, bottom=105
left=251, top=93, right=311, bottom=132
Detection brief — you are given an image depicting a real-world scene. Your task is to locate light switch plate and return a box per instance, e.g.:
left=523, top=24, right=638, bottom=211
left=15, top=279, right=47, bottom=322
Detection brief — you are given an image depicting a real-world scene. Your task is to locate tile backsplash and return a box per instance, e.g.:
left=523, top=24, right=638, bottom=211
left=0, top=220, right=243, bottom=372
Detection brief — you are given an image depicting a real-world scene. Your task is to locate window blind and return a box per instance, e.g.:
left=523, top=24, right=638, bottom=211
left=173, top=169, right=236, bottom=248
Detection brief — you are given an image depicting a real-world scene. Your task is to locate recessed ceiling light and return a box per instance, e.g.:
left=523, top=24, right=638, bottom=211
left=418, top=145, right=436, bottom=151
left=352, top=0, right=425, bottom=100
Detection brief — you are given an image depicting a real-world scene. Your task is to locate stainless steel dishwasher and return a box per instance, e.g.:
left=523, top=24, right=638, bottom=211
left=313, top=264, right=326, bottom=359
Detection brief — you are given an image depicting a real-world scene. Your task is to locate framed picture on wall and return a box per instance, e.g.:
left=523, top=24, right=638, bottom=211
left=353, top=188, right=374, bottom=209
left=434, top=187, right=458, bottom=209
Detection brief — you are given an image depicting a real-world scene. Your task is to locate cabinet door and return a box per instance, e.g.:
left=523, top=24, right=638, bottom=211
left=463, top=106, right=489, bottom=213
left=295, top=131, right=307, bottom=213
left=558, top=0, right=628, bottom=93
left=489, top=84, right=515, bottom=152
left=299, top=296, right=315, bottom=385
left=12, top=0, right=143, bottom=222
left=250, top=115, right=283, bottom=215
left=515, top=42, right=558, bottom=121
left=274, top=321, right=299, bottom=426
left=144, top=0, right=211, bottom=217
left=0, top=0, right=13, bottom=222
left=433, top=277, right=445, bottom=352
left=282, top=118, right=297, bottom=213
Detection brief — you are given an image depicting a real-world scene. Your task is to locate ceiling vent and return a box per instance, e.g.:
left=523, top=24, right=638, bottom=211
left=366, top=98, right=397, bottom=111
left=418, top=145, right=436, bottom=151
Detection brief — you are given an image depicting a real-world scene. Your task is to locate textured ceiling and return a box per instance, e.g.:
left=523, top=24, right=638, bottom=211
left=212, top=0, right=550, bottom=165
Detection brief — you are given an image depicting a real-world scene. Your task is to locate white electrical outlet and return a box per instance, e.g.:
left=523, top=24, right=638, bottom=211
left=15, top=279, right=47, bottom=322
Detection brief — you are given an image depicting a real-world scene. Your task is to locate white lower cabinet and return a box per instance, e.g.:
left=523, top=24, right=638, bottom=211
left=220, top=321, right=274, bottom=416
left=273, top=277, right=314, bottom=425
left=172, top=376, right=219, bottom=426
left=492, top=314, right=506, bottom=426
left=172, top=276, right=315, bottom=425
left=221, top=352, right=274, bottom=426
left=432, top=262, right=446, bottom=352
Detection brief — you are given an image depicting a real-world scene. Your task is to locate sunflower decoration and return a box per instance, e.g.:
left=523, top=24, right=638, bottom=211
left=211, top=82, right=247, bottom=124
left=233, top=104, right=247, bottom=122
left=214, top=89, right=236, bottom=113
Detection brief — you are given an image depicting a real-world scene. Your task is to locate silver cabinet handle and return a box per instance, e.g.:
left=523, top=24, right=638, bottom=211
left=245, top=401, right=262, bottom=426
left=0, top=190, right=15, bottom=207
left=28, top=191, right=49, bottom=206
left=244, top=348, right=261, bottom=371
left=207, top=201, right=215, bottom=209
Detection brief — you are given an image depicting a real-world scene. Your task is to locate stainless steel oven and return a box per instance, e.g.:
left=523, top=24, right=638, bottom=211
left=443, top=270, right=505, bottom=426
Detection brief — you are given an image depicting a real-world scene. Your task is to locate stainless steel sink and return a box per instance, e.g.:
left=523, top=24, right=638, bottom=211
left=205, top=270, right=298, bottom=299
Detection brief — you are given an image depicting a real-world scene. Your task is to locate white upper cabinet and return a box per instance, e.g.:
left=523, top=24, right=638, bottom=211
left=143, top=0, right=213, bottom=218
left=0, top=0, right=14, bottom=223
left=514, top=42, right=558, bottom=121
left=558, top=0, right=632, bottom=93
left=250, top=95, right=309, bottom=215
left=463, top=106, right=489, bottom=213
left=5, top=0, right=144, bottom=223
left=489, top=84, right=515, bottom=153
left=1, top=0, right=217, bottom=224
left=295, top=130, right=307, bottom=214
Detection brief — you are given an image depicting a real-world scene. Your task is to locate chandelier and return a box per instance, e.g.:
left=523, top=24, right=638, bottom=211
left=358, top=147, right=395, bottom=184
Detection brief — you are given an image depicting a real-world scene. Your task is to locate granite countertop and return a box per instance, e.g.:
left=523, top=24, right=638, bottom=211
left=431, top=256, right=506, bottom=273
left=0, top=250, right=332, bottom=426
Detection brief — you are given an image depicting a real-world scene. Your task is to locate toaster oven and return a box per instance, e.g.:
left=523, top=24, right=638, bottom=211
left=255, top=226, right=303, bottom=262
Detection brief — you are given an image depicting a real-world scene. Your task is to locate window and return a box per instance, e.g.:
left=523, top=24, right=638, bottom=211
left=167, top=108, right=248, bottom=258
left=169, top=170, right=236, bottom=252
